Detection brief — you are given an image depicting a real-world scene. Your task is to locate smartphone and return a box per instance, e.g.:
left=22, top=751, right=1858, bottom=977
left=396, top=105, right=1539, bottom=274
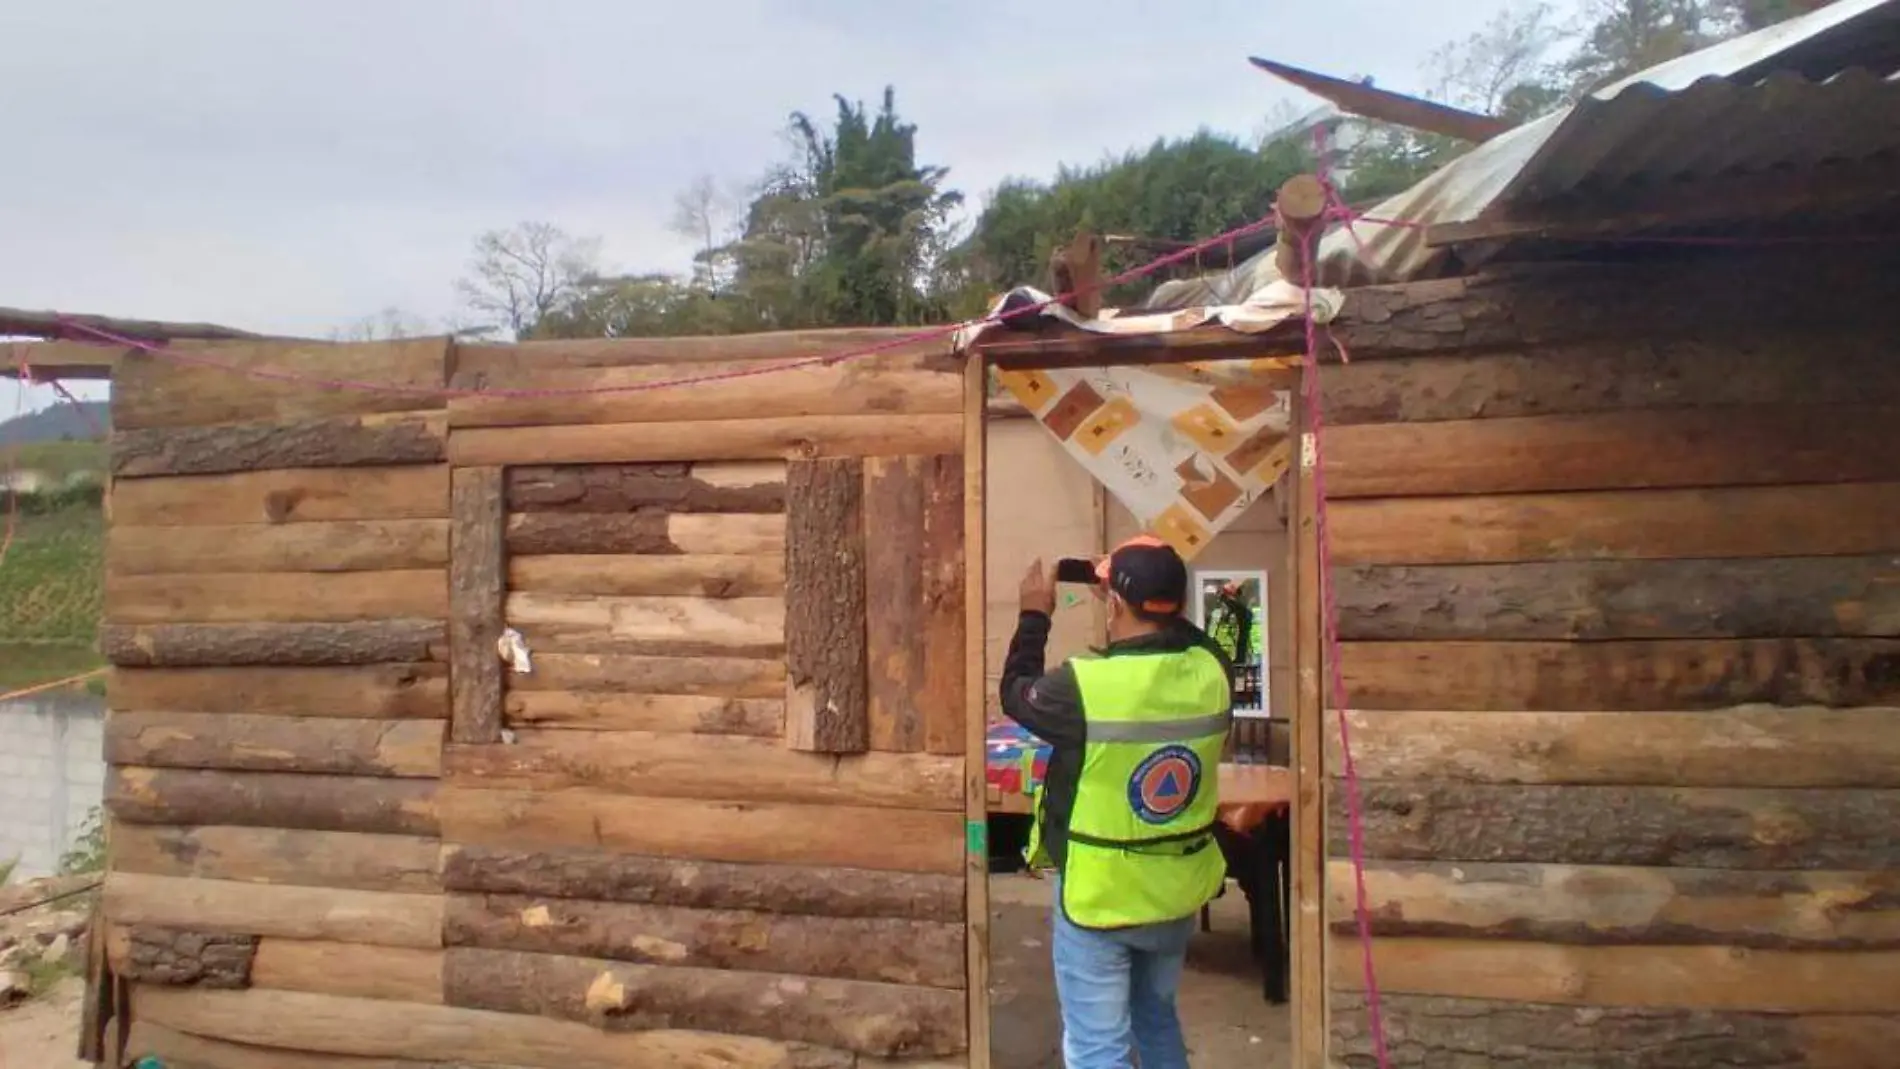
left=1054, top=558, right=1100, bottom=585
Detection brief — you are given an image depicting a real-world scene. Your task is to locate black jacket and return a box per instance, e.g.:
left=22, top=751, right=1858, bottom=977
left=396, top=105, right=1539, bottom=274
left=998, top=611, right=1232, bottom=869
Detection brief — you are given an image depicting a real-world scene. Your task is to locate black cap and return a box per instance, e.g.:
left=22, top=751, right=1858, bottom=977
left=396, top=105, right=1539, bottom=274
left=1103, top=536, right=1188, bottom=620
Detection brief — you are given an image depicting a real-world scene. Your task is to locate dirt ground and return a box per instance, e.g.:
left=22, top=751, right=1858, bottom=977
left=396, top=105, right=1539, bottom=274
left=0, top=976, right=90, bottom=1069
left=989, top=873, right=1290, bottom=1069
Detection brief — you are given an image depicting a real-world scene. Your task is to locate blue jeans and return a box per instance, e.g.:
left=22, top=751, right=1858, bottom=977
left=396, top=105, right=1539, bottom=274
left=1049, top=875, right=1195, bottom=1069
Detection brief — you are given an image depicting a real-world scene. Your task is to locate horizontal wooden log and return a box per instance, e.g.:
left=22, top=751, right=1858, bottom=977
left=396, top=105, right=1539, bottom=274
left=106, top=712, right=444, bottom=778
left=103, top=620, right=446, bottom=667
left=444, top=947, right=964, bottom=1057
left=105, top=872, right=443, bottom=949
left=113, top=339, right=448, bottom=430
left=125, top=1019, right=474, bottom=1069
left=111, top=924, right=257, bottom=987
left=444, top=731, right=961, bottom=811
left=1331, top=992, right=1900, bottom=1069
left=505, top=461, right=785, bottom=514
left=510, top=652, right=784, bottom=699
left=450, top=355, right=960, bottom=428
left=108, top=520, right=450, bottom=575
left=108, top=665, right=447, bottom=718
left=1329, top=481, right=1900, bottom=566
left=504, top=691, right=782, bottom=736
left=1326, top=859, right=1900, bottom=950
left=109, top=767, right=438, bottom=835
left=1335, top=781, right=1900, bottom=869
left=1336, top=556, right=1900, bottom=641
left=508, top=554, right=784, bottom=597
left=1334, top=935, right=1900, bottom=1013
left=504, top=511, right=784, bottom=556
left=457, top=329, right=956, bottom=374
left=505, top=592, right=784, bottom=654
left=449, top=414, right=963, bottom=466
left=106, top=570, right=447, bottom=625
left=1331, top=707, right=1900, bottom=787
left=439, top=786, right=960, bottom=874
left=108, top=466, right=450, bottom=527
left=109, top=825, right=442, bottom=894
left=1323, top=404, right=1900, bottom=498
left=131, top=985, right=848, bottom=1069
left=114, top=413, right=448, bottom=478
left=252, top=940, right=443, bottom=1004
left=441, top=844, right=962, bottom=921
left=1339, top=639, right=1900, bottom=711
left=446, top=893, right=963, bottom=988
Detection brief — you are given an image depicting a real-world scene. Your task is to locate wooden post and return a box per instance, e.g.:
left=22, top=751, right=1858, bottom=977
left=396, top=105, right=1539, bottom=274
left=962, top=354, right=992, bottom=1068
left=1290, top=386, right=1329, bottom=1067
left=451, top=466, right=505, bottom=744
left=1274, top=174, right=1329, bottom=287
left=784, top=458, right=869, bottom=753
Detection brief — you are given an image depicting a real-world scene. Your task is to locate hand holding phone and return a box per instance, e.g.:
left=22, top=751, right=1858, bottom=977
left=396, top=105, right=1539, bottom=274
left=1054, top=558, right=1100, bottom=585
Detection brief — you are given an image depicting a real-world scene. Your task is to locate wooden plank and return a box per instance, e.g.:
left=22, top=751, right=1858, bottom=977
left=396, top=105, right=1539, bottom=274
left=438, top=786, right=961, bottom=874
left=865, top=456, right=928, bottom=752
left=443, top=730, right=961, bottom=811
left=1336, top=556, right=1900, bottom=641
left=104, top=872, right=443, bottom=949
left=130, top=986, right=849, bottom=1069
left=505, top=691, right=782, bottom=736
left=785, top=457, right=869, bottom=753
left=445, top=893, right=964, bottom=988
left=961, top=354, right=991, bottom=1069
left=112, top=339, right=448, bottom=430
left=449, top=467, right=504, bottom=745
left=1336, top=781, right=1900, bottom=868
left=1329, top=482, right=1900, bottom=566
left=505, top=460, right=785, bottom=513
left=1332, top=707, right=1900, bottom=787
left=508, top=554, right=783, bottom=597
left=444, top=946, right=964, bottom=1058
left=108, top=767, right=438, bottom=836
left=509, top=652, right=784, bottom=698
left=1331, top=992, right=1900, bottom=1069
left=114, top=413, right=448, bottom=478
left=1334, top=935, right=1900, bottom=1013
left=109, top=825, right=441, bottom=894
left=108, top=520, right=450, bottom=575
left=504, top=511, right=784, bottom=556
left=1323, top=405, right=1900, bottom=498
left=448, top=414, right=963, bottom=466
left=457, top=329, right=953, bottom=375
left=251, top=940, right=443, bottom=1004
left=1338, top=639, right=1900, bottom=711
left=126, top=1020, right=470, bottom=1069
left=102, top=621, right=446, bottom=668
left=504, top=592, right=783, bottom=654
left=441, top=844, right=962, bottom=921
left=105, top=712, right=444, bottom=778
left=108, top=466, right=450, bottom=526
left=1325, top=859, right=1900, bottom=950
left=1289, top=397, right=1326, bottom=1069
left=922, top=454, right=967, bottom=755
left=105, top=571, right=446, bottom=625
left=108, top=665, right=447, bottom=718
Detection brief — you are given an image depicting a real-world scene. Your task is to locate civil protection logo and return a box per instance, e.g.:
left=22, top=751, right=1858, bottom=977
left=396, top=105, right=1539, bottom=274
left=1127, top=745, right=1202, bottom=825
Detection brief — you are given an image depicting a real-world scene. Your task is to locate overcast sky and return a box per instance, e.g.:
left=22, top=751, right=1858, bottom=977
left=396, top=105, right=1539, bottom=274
left=3, top=0, right=1505, bottom=410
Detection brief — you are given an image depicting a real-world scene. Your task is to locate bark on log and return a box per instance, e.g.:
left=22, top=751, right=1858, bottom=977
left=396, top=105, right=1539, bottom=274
left=103, top=621, right=446, bottom=668
left=109, top=825, right=442, bottom=894
left=457, top=329, right=955, bottom=375
left=125, top=1020, right=480, bottom=1069
left=112, top=339, right=448, bottom=430
left=439, top=786, right=960, bottom=874
left=104, top=873, right=443, bottom=949
left=443, top=947, right=965, bottom=1058
left=445, top=893, right=964, bottom=988
left=130, top=985, right=851, bottom=1069
left=1337, top=639, right=1900, bottom=711
left=108, top=665, right=447, bottom=718
left=1326, top=859, right=1900, bottom=950
left=251, top=940, right=443, bottom=1004
left=504, top=691, right=782, bottom=736
left=1328, top=482, right=1900, bottom=566
left=1335, top=556, right=1900, bottom=641
left=108, top=466, right=449, bottom=527
left=105, top=712, right=444, bottom=778
left=108, top=767, right=438, bottom=836
left=785, top=458, right=868, bottom=753
left=106, top=571, right=446, bottom=625
left=114, top=414, right=448, bottom=478
left=504, top=511, right=784, bottom=556
left=108, top=520, right=450, bottom=575
left=504, top=593, right=784, bottom=653
left=112, top=925, right=257, bottom=988
left=509, top=653, right=784, bottom=699
left=509, top=554, right=784, bottom=598
left=504, top=461, right=785, bottom=513
left=441, top=845, right=962, bottom=921
left=450, top=467, right=505, bottom=745
left=443, top=731, right=961, bottom=811
left=449, top=414, right=963, bottom=467
left=1334, top=781, right=1900, bottom=869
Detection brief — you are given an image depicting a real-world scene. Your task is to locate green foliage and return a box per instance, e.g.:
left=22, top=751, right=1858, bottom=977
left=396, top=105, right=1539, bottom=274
left=0, top=494, right=104, bottom=690
left=60, top=807, right=105, bottom=876
left=8, top=440, right=107, bottom=482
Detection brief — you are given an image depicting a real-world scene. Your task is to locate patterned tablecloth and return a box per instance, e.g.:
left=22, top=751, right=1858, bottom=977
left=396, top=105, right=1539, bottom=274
left=985, top=720, right=1049, bottom=801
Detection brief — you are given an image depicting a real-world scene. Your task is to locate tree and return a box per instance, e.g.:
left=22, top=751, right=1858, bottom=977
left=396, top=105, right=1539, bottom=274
left=454, top=222, right=602, bottom=339
left=330, top=307, right=431, bottom=342
left=669, top=174, right=738, bottom=291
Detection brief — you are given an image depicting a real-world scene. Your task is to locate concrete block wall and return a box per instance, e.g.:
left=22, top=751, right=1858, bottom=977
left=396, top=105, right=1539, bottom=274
left=0, top=693, right=105, bottom=879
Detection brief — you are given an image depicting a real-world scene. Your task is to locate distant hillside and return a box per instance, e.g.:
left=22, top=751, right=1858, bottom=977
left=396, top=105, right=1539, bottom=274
left=0, top=402, right=110, bottom=446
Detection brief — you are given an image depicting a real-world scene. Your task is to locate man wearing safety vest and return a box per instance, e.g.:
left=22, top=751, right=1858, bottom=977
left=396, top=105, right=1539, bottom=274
left=1001, top=536, right=1233, bottom=1069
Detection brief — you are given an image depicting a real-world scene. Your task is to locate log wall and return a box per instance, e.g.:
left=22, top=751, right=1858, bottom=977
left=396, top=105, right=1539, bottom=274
left=102, top=331, right=972, bottom=1067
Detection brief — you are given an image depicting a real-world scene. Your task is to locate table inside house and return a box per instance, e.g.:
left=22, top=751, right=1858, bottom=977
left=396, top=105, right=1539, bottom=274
left=984, top=720, right=1293, bottom=825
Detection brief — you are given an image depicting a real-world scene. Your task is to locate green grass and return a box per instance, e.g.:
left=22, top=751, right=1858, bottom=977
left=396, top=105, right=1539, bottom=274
left=8, top=439, right=107, bottom=482
left=0, top=499, right=104, bottom=690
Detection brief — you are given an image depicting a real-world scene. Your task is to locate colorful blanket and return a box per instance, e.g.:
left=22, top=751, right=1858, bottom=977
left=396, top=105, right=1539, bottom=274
left=985, top=719, right=1050, bottom=799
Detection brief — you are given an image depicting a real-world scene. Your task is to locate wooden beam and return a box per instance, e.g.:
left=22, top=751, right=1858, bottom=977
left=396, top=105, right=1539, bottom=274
left=1249, top=57, right=1511, bottom=143
left=1274, top=174, right=1330, bottom=286
left=449, top=467, right=504, bottom=745
left=0, top=305, right=262, bottom=344
left=784, top=457, right=869, bottom=753
left=1290, top=395, right=1327, bottom=1069
left=962, top=353, right=992, bottom=1069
